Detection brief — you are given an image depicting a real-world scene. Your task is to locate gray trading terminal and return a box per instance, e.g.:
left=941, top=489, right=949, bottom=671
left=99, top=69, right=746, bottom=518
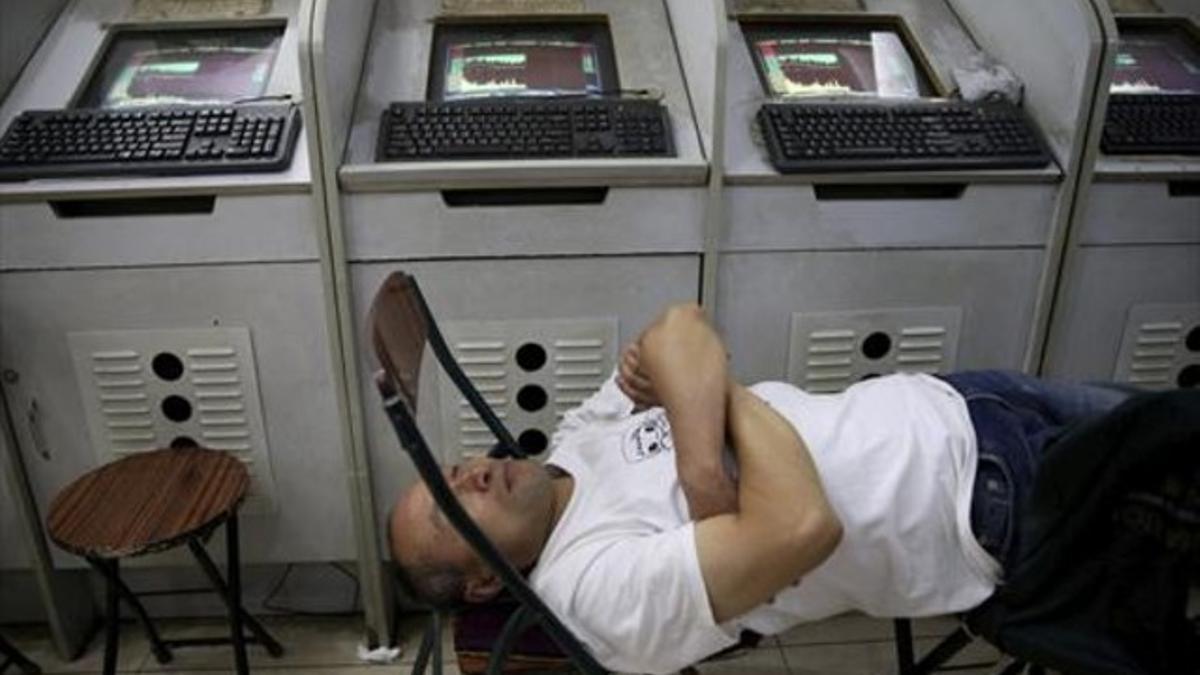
left=0, top=0, right=1196, bottom=673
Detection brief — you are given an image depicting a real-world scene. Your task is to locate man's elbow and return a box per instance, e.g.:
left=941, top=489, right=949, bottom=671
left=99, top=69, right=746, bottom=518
left=790, top=508, right=843, bottom=563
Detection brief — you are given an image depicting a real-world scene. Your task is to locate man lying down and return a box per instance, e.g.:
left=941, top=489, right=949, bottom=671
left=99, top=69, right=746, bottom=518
left=387, top=303, right=1141, bottom=674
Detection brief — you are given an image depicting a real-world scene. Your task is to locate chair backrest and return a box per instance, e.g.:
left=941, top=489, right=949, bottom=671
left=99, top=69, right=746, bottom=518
left=368, top=271, right=522, bottom=458
left=368, top=271, right=607, bottom=674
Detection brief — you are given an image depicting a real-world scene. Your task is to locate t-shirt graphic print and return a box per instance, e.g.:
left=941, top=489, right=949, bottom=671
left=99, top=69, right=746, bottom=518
left=623, top=411, right=673, bottom=463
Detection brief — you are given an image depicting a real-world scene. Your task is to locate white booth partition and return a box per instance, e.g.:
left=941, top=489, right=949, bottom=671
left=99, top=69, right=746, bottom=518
left=712, top=0, right=1105, bottom=391
left=312, top=0, right=722, bottom=645
left=308, top=0, right=390, bottom=646
left=1042, top=0, right=1200, bottom=390
left=2, top=383, right=94, bottom=658
left=0, top=0, right=358, bottom=619
left=0, top=0, right=94, bottom=659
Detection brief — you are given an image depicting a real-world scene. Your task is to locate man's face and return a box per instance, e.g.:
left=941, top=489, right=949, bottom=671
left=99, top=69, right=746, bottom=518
left=390, top=457, right=556, bottom=595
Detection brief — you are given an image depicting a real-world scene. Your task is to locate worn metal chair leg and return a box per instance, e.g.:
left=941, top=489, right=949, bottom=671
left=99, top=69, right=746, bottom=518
left=411, top=614, right=439, bottom=675
left=920, top=627, right=973, bottom=674
left=431, top=611, right=444, bottom=675
left=0, top=633, right=42, bottom=675
left=186, top=534, right=284, bottom=657
left=486, top=606, right=535, bottom=675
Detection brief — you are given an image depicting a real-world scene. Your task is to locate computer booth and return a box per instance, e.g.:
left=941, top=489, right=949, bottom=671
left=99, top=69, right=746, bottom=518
left=309, top=0, right=723, bottom=643
left=1042, top=0, right=1200, bottom=390
left=0, top=0, right=358, bottom=609
left=709, top=0, right=1105, bottom=389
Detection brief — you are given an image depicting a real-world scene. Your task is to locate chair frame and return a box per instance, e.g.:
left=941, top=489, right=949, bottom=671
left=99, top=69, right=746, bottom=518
left=370, top=271, right=607, bottom=675
left=0, top=633, right=41, bottom=675
left=892, top=618, right=1046, bottom=675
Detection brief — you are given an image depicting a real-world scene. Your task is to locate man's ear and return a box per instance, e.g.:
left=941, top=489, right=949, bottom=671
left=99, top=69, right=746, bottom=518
left=463, top=573, right=502, bottom=603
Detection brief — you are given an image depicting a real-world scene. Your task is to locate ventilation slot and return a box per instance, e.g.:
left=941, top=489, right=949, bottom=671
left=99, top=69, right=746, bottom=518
left=789, top=308, right=961, bottom=393
left=1114, top=304, right=1200, bottom=390
left=69, top=328, right=277, bottom=513
left=439, top=319, right=617, bottom=462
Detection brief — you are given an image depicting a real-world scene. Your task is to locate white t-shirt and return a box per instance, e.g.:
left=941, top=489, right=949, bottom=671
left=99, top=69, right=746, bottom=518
left=529, top=372, right=999, bottom=675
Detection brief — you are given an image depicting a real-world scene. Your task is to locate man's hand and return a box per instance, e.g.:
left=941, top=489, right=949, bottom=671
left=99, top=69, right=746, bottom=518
left=617, top=341, right=657, bottom=410
left=621, top=303, right=737, bottom=520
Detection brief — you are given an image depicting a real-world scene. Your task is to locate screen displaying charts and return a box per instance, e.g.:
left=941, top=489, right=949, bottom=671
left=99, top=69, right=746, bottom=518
left=429, top=21, right=618, bottom=101
left=1111, top=25, right=1200, bottom=95
left=744, top=22, right=934, bottom=99
left=442, top=39, right=604, bottom=99
left=78, top=26, right=283, bottom=108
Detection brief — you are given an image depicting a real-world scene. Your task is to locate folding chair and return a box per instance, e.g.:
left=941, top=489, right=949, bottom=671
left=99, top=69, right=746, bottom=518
left=369, top=271, right=607, bottom=674
left=369, top=271, right=764, bottom=674
left=890, top=389, right=1200, bottom=675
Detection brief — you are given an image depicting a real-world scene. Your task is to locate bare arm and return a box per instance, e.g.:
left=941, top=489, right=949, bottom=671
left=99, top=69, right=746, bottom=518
left=619, top=304, right=737, bottom=520
left=694, top=382, right=842, bottom=623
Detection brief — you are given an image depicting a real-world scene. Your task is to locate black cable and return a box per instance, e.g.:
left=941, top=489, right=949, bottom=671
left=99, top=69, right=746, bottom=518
left=259, top=562, right=361, bottom=617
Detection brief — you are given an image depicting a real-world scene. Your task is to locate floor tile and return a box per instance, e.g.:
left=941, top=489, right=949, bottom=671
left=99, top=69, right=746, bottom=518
left=134, top=615, right=366, bottom=671
left=774, top=612, right=959, bottom=647
left=3, top=620, right=149, bottom=674
left=782, top=635, right=1001, bottom=675
left=690, top=637, right=789, bottom=675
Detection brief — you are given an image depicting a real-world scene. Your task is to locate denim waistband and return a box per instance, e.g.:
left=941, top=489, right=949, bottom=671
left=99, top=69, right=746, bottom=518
left=937, top=371, right=1133, bottom=575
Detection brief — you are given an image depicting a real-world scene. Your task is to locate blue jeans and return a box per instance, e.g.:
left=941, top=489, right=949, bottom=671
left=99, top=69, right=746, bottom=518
left=939, top=371, right=1135, bottom=575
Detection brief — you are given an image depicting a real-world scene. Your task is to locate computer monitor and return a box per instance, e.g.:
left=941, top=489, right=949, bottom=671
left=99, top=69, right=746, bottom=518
left=1111, top=22, right=1200, bottom=95
left=76, top=25, right=284, bottom=109
left=741, top=19, right=936, bottom=99
left=428, top=20, right=619, bottom=101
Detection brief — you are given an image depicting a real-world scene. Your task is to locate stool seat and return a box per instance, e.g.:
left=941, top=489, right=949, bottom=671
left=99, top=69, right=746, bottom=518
left=47, top=447, right=248, bottom=559
left=45, top=447, right=279, bottom=675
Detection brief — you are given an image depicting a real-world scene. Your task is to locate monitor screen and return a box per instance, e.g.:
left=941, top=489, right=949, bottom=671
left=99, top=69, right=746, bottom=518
left=77, top=26, right=284, bottom=109
left=742, top=22, right=935, bottom=99
left=429, top=21, right=618, bottom=101
left=1111, top=24, right=1200, bottom=95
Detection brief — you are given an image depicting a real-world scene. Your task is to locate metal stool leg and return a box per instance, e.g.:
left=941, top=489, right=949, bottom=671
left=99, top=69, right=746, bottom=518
left=86, top=558, right=172, bottom=664
left=97, top=558, right=120, bottom=675
left=225, top=513, right=250, bottom=675
left=186, top=526, right=284, bottom=658
left=0, top=633, right=42, bottom=675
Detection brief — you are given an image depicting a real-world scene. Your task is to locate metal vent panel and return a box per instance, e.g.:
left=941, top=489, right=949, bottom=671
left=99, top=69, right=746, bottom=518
left=1114, top=303, right=1200, bottom=391
left=68, top=328, right=277, bottom=513
left=438, top=319, right=617, bottom=462
left=788, top=307, right=962, bottom=394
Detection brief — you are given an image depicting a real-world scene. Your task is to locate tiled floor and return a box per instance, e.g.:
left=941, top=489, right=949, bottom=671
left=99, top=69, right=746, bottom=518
left=2, top=612, right=1006, bottom=674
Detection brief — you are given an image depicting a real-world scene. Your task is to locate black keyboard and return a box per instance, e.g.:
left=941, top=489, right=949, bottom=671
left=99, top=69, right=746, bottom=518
left=1102, top=94, right=1200, bottom=155
left=376, top=99, right=673, bottom=161
left=0, top=104, right=302, bottom=181
left=758, top=101, right=1052, bottom=173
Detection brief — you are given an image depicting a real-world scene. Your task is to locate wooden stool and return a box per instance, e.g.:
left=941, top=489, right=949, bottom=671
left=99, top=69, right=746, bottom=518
left=0, top=633, right=41, bottom=674
left=46, top=448, right=283, bottom=675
